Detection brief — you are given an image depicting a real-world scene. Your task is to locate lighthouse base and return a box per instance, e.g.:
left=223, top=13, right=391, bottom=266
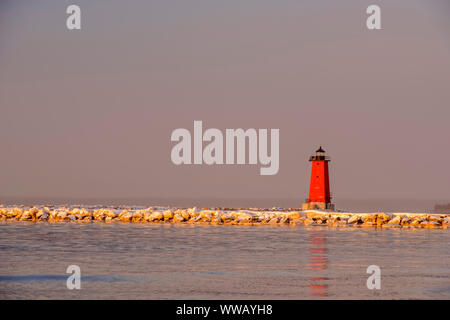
left=301, top=202, right=335, bottom=211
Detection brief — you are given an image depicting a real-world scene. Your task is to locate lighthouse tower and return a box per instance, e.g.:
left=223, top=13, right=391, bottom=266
left=302, top=146, right=335, bottom=211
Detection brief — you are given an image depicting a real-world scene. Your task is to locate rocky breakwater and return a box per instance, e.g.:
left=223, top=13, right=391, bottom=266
left=0, top=206, right=449, bottom=229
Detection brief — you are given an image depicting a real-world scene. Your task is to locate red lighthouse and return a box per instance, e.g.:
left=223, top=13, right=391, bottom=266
left=302, top=146, right=335, bottom=211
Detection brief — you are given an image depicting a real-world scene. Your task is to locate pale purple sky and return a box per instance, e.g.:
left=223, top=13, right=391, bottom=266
left=1, top=1, right=450, bottom=210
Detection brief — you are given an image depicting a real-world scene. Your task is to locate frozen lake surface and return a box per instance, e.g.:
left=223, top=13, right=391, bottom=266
left=0, top=222, right=449, bottom=299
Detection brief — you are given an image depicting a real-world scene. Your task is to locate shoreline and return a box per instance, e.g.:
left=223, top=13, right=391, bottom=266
left=0, top=205, right=449, bottom=229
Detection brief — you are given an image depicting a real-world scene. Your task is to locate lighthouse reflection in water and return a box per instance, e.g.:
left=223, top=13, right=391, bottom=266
left=308, top=229, right=329, bottom=297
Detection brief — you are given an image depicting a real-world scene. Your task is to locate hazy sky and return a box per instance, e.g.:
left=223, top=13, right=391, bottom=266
left=1, top=1, right=450, bottom=207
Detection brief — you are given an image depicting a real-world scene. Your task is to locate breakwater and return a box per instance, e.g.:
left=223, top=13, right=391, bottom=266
left=0, top=205, right=449, bottom=228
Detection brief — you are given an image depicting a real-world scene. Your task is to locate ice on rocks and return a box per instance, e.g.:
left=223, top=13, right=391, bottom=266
left=0, top=205, right=448, bottom=229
